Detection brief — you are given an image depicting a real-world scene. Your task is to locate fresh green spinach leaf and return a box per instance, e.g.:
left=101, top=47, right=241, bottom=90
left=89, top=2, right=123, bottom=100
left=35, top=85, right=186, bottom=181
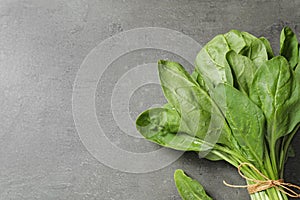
left=250, top=56, right=293, bottom=140
left=174, top=169, right=213, bottom=200
left=195, top=35, right=233, bottom=89
left=213, top=83, right=265, bottom=164
left=136, top=107, right=206, bottom=151
left=158, top=60, right=231, bottom=145
left=226, top=50, right=256, bottom=94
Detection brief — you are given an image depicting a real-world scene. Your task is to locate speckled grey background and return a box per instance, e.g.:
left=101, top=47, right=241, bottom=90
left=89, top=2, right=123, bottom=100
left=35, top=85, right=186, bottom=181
left=0, top=0, right=300, bottom=200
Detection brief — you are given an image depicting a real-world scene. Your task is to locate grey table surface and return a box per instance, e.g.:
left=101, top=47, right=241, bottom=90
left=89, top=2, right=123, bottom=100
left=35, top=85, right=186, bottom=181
left=1, top=0, right=300, bottom=200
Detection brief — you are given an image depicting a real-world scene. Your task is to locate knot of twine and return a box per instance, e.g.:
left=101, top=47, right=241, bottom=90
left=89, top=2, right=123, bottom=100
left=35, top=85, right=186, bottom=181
left=223, top=162, right=300, bottom=198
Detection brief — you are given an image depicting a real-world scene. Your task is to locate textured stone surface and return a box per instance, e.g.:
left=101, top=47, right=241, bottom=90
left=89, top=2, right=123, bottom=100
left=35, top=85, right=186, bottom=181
left=0, top=0, right=299, bottom=199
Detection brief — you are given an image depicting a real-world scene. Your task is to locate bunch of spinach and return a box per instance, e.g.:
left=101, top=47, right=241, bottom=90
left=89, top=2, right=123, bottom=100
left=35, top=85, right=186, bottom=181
left=136, top=27, right=300, bottom=200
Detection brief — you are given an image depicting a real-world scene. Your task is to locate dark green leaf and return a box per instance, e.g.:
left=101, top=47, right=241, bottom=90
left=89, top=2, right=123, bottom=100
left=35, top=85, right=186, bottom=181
left=136, top=107, right=208, bottom=151
left=226, top=50, right=256, bottom=94
left=174, top=169, right=213, bottom=200
left=158, top=60, right=229, bottom=144
left=195, top=35, right=233, bottom=89
left=284, top=70, right=300, bottom=134
left=213, top=84, right=265, bottom=163
left=250, top=56, right=293, bottom=140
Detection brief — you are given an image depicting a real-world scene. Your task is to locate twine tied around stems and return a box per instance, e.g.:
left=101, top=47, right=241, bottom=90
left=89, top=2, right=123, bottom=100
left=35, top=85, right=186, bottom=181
left=223, top=162, right=300, bottom=198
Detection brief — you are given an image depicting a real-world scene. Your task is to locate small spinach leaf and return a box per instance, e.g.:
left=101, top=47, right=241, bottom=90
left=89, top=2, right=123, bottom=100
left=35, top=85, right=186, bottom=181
left=280, top=27, right=299, bottom=69
left=174, top=169, right=213, bottom=200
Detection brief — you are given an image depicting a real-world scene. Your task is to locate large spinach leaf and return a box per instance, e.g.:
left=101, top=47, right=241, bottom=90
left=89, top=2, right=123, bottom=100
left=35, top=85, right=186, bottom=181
left=226, top=50, right=256, bottom=95
left=195, top=30, right=269, bottom=92
left=136, top=107, right=207, bottom=151
left=195, top=35, right=233, bottom=89
left=250, top=56, right=293, bottom=141
left=213, top=84, right=265, bottom=164
left=158, top=60, right=231, bottom=145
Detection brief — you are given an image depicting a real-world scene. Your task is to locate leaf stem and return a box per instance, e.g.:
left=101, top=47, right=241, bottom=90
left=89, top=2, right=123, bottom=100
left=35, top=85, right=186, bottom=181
left=279, top=123, right=300, bottom=177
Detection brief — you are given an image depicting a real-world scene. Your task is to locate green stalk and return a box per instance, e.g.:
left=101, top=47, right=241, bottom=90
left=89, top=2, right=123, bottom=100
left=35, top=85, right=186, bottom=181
left=269, top=139, right=279, bottom=179
left=209, top=150, right=260, bottom=180
left=279, top=124, right=300, bottom=177
left=261, top=144, right=287, bottom=200
left=262, top=142, right=277, bottom=180
left=249, top=188, right=288, bottom=200
left=202, top=131, right=292, bottom=200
